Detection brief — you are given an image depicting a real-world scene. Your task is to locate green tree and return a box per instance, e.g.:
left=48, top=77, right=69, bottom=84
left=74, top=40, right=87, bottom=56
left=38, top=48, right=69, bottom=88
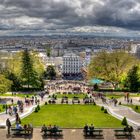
left=7, top=72, right=21, bottom=91
left=0, top=74, right=12, bottom=94
left=44, top=65, right=56, bottom=80
left=88, top=50, right=136, bottom=88
left=46, top=47, right=51, bottom=57
left=21, top=49, right=41, bottom=89
left=126, top=65, right=140, bottom=92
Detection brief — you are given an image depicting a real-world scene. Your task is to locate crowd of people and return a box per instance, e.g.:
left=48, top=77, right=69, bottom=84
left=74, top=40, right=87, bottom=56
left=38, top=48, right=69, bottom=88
left=41, top=124, right=60, bottom=133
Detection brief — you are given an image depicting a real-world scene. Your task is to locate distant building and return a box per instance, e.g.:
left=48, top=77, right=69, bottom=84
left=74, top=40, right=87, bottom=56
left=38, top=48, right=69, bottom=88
left=62, top=53, right=82, bottom=76
left=84, top=49, right=91, bottom=66
left=130, top=44, right=140, bottom=58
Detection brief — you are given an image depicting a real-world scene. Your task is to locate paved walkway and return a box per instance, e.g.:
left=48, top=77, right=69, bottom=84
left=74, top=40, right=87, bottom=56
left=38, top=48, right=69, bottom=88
left=96, top=97, right=140, bottom=129
left=0, top=95, right=48, bottom=127
left=0, top=128, right=140, bottom=140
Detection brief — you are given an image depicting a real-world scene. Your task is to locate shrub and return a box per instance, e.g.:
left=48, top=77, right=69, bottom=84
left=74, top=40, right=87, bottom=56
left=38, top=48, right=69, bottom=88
left=121, top=117, right=128, bottom=126
left=34, top=107, right=38, bottom=113
left=45, top=102, right=48, bottom=105
left=93, top=102, right=96, bottom=105
left=2, top=105, right=5, bottom=109
left=104, top=109, right=108, bottom=113
left=135, top=106, right=139, bottom=110
left=101, top=106, right=104, bottom=111
left=37, top=105, right=40, bottom=110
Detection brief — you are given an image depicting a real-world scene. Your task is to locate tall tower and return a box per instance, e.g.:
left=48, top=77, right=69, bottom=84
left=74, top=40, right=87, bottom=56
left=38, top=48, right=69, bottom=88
left=85, top=49, right=91, bottom=66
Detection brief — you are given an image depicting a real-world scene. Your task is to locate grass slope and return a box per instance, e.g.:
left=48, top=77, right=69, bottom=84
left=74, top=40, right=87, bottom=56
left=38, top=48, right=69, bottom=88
left=22, top=104, right=122, bottom=128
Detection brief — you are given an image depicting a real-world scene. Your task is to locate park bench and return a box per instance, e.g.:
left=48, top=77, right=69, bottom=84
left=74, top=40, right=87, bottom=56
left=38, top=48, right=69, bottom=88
left=43, top=128, right=63, bottom=136
left=72, top=96, right=80, bottom=104
left=114, top=128, right=133, bottom=137
left=11, top=127, right=33, bottom=136
left=48, top=98, right=56, bottom=104
left=83, top=129, right=103, bottom=137
left=61, top=96, right=68, bottom=104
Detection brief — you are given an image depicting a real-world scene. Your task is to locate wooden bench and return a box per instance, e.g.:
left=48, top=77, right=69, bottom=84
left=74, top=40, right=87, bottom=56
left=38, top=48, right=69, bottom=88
left=43, top=129, right=63, bottom=136
left=11, top=128, right=33, bottom=136
left=84, top=129, right=103, bottom=137
left=114, top=129, right=132, bottom=137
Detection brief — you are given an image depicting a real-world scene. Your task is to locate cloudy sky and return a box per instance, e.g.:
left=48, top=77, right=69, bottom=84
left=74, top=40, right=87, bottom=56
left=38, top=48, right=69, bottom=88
left=0, top=0, right=140, bottom=36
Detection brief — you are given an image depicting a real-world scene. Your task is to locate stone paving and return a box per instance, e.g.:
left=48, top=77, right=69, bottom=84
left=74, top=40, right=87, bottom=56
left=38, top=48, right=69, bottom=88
left=0, top=128, right=140, bottom=140
left=0, top=95, right=48, bottom=127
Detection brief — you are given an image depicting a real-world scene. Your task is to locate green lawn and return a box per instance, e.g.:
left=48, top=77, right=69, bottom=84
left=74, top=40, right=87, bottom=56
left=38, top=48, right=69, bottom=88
left=106, top=93, right=140, bottom=99
left=22, top=104, right=122, bottom=128
left=123, top=104, right=140, bottom=114
left=0, top=105, right=5, bottom=113
left=56, top=93, right=87, bottom=99
left=0, top=93, right=36, bottom=98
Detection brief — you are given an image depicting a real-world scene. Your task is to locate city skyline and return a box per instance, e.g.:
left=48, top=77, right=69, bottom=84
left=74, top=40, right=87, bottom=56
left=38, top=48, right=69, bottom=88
left=0, top=0, right=140, bottom=36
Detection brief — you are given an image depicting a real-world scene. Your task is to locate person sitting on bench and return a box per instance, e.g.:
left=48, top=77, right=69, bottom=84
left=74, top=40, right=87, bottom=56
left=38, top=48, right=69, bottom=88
left=89, top=124, right=94, bottom=135
left=84, top=124, right=89, bottom=135
left=26, top=124, right=33, bottom=134
left=41, top=124, right=47, bottom=132
left=16, top=123, right=23, bottom=130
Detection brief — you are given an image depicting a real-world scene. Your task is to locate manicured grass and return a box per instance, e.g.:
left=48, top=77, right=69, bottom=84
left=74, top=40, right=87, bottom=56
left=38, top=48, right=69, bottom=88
left=106, top=93, right=140, bottom=99
left=123, top=104, right=140, bottom=114
left=0, top=105, right=5, bottom=113
left=22, top=104, right=122, bottom=128
left=0, top=93, right=36, bottom=98
left=56, top=93, right=87, bottom=99
left=106, top=95, right=124, bottom=99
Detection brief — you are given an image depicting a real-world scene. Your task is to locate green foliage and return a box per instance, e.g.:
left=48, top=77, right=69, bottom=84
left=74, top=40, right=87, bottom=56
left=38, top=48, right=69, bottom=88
left=94, top=83, right=99, bottom=91
left=6, top=72, right=21, bottom=91
left=0, top=74, right=12, bottom=94
left=101, top=106, right=104, bottom=111
left=34, top=107, right=38, bottom=113
left=46, top=47, right=51, bottom=57
left=104, top=109, right=108, bottom=113
left=88, top=50, right=136, bottom=88
left=135, top=106, right=139, bottom=110
left=126, top=65, right=140, bottom=92
left=44, top=65, right=56, bottom=80
left=21, top=49, right=43, bottom=90
left=121, top=117, right=128, bottom=126
left=37, top=105, right=40, bottom=110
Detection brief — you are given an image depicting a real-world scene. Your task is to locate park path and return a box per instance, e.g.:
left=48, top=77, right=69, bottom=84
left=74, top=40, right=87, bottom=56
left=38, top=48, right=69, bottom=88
left=96, top=97, right=140, bottom=129
left=0, top=95, right=48, bottom=127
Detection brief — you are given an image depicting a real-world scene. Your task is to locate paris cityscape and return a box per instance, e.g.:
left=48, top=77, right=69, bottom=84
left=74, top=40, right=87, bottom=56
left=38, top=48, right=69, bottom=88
left=0, top=0, right=140, bottom=140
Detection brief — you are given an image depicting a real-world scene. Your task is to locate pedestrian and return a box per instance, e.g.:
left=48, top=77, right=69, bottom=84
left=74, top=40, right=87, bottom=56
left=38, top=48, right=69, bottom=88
left=5, top=104, right=8, bottom=114
left=6, top=118, right=11, bottom=135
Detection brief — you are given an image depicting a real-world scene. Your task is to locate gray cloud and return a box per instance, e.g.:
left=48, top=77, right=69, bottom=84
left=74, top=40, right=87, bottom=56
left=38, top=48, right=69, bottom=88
left=0, top=0, right=140, bottom=34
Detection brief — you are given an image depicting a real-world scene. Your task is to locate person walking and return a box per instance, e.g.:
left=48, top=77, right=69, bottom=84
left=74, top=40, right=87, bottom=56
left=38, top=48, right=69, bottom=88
left=6, top=118, right=11, bottom=135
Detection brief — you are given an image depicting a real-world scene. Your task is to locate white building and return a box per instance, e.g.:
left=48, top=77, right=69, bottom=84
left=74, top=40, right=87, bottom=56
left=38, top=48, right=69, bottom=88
left=130, top=44, right=140, bottom=58
left=62, top=53, right=82, bottom=75
left=85, top=49, right=91, bottom=66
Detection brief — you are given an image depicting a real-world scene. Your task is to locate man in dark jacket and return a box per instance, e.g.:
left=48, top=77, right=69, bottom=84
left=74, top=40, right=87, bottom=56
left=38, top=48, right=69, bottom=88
left=6, top=118, right=11, bottom=135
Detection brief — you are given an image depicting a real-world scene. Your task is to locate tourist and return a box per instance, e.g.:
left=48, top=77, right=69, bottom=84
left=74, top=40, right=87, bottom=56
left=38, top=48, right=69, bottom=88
left=84, top=124, right=89, bottom=135
left=5, top=104, right=8, bottom=114
left=41, top=124, right=47, bottom=132
left=89, top=124, right=94, bottom=130
left=6, top=118, right=11, bottom=135
left=16, top=123, right=23, bottom=130
left=48, top=124, right=52, bottom=130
